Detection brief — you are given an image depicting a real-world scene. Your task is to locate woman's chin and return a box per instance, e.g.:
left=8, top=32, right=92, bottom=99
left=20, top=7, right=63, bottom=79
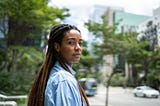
left=72, top=60, right=80, bottom=64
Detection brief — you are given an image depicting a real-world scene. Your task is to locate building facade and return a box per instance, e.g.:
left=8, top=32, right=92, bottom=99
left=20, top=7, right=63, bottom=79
left=89, top=5, right=150, bottom=82
left=138, top=7, right=160, bottom=49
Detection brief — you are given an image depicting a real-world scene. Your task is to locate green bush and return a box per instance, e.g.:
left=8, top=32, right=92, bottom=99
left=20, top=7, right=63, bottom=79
left=110, top=73, right=127, bottom=86
left=147, top=69, right=160, bottom=89
left=0, top=46, right=44, bottom=95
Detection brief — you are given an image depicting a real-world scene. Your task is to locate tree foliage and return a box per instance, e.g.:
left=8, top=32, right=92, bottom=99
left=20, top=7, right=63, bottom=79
left=0, top=0, right=70, bottom=94
left=85, top=15, right=160, bottom=88
left=0, top=46, right=44, bottom=95
left=0, top=0, right=70, bottom=46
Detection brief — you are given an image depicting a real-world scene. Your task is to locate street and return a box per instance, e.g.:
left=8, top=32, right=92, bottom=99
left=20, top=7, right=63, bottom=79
left=88, top=84, right=160, bottom=106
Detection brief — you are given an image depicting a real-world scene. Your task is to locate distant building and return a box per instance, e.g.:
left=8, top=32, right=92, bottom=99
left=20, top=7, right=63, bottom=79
left=89, top=5, right=150, bottom=82
left=113, top=10, right=150, bottom=79
left=114, top=11, right=150, bottom=33
left=138, top=6, right=160, bottom=49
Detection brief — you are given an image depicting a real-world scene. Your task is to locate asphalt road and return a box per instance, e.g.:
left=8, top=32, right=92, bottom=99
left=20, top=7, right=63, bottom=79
left=88, top=84, right=160, bottom=106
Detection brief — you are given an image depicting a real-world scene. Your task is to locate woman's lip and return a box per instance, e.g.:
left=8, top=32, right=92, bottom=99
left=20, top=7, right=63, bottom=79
left=73, top=54, right=81, bottom=58
left=73, top=53, right=81, bottom=56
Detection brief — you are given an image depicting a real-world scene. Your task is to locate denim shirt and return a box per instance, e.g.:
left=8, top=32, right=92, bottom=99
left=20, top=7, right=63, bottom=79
left=44, top=61, right=85, bottom=106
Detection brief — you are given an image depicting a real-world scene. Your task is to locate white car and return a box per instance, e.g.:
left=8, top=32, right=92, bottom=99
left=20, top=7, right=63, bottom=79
left=133, top=86, right=160, bottom=98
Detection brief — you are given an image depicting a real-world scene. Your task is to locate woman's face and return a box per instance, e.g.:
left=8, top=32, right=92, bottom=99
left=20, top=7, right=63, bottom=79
left=55, top=29, right=83, bottom=66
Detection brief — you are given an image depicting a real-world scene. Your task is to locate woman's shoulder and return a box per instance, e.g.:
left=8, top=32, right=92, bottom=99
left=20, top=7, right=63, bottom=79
left=48, top=69, right=75, bottom=85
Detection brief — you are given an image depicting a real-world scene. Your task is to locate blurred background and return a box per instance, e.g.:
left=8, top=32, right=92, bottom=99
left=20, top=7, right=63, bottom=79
left=0, top=0, right=160, bottom=106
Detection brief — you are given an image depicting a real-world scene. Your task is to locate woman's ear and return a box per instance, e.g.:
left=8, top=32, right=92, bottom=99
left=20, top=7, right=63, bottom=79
left=54, top=43, right=60, bottom=52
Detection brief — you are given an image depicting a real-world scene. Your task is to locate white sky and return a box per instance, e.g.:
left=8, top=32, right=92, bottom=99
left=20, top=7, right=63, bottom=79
left=49, top=0, right=160, bottom=40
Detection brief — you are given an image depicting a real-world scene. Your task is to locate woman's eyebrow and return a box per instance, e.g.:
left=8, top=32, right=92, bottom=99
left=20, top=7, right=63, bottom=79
left=67, top=38, right=83, bottom=41
left=67, top=38, right=75, bottom=40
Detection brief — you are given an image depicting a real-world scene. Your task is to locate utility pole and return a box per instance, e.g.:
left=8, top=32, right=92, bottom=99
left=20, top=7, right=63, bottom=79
left=105, top=85, right=109, bottom=106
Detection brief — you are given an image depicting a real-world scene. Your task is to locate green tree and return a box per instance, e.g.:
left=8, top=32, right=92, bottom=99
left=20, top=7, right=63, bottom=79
left=0, top=0, right=70, bottom=95
left=86, top=15, right=160, bottom=88
left=0, top=46, right=44, bottom=95
left=85, top=15, right=121, bottom=86
left=85, top=16, right=135, bottom=83
left=134, top=37, right=160, bottom=88
left=0, top=0, right=69, bottom=46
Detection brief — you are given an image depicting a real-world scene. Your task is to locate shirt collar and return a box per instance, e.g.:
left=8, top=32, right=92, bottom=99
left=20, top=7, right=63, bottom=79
left=55, top=61, right=76, bottom=76
left=66, top=64, right=76, bottom=76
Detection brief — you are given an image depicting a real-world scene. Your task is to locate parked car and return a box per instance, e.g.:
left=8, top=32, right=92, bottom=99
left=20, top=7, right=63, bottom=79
left=79, top=78, right=98, bottom=96
left=133, top=86, right=160, bottom=98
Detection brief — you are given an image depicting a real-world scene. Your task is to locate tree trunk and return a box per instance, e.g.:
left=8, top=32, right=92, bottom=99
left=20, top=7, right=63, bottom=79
left=143, top=59, right=149, bottom=84
left=7, top=17, right=38, bottom=46
left=132, top=64, right=138, bottom=85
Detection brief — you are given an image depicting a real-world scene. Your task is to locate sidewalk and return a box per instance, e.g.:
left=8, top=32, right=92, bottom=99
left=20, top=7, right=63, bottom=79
left=88, top=84, right=133, bottom=106
left=89, top=97, right=112, bottom=106
left=87, top=84, right=110, bottom=106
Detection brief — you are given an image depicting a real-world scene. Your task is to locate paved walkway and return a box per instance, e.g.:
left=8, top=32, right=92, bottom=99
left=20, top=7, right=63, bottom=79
left=88, top=84, right=133, bottom=106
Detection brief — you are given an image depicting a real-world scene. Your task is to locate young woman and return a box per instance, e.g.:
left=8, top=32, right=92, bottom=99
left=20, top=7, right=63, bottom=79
left=28, top=24, right=90, bottom=106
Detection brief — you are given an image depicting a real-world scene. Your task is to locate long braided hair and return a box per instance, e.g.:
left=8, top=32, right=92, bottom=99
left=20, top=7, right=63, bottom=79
left=28, top=24, right=90, bottom=106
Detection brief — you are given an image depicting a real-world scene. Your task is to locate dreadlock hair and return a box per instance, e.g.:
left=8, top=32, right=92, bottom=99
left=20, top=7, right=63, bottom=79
left=28, top=24, right=90, bottom=106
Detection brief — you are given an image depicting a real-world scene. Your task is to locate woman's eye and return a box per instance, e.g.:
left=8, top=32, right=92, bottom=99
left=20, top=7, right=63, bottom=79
left=68, top=41, right=75, bottom=45
left=79, top=42, right=83, bottom=46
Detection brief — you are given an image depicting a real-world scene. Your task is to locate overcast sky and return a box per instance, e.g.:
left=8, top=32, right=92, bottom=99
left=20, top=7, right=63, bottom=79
left=49, top=0, right=160, bottom=40
left=50, top=0, right=160, bottom=15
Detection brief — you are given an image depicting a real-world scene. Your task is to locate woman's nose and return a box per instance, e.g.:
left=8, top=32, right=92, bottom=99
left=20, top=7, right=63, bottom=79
left=75, top=43, right=81, bottom=50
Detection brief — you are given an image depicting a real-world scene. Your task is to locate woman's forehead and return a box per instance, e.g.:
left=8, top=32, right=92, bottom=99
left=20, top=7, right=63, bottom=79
left=68, top=29, right=81, bottom=34
left=64, top=29, right=82, bottom=39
